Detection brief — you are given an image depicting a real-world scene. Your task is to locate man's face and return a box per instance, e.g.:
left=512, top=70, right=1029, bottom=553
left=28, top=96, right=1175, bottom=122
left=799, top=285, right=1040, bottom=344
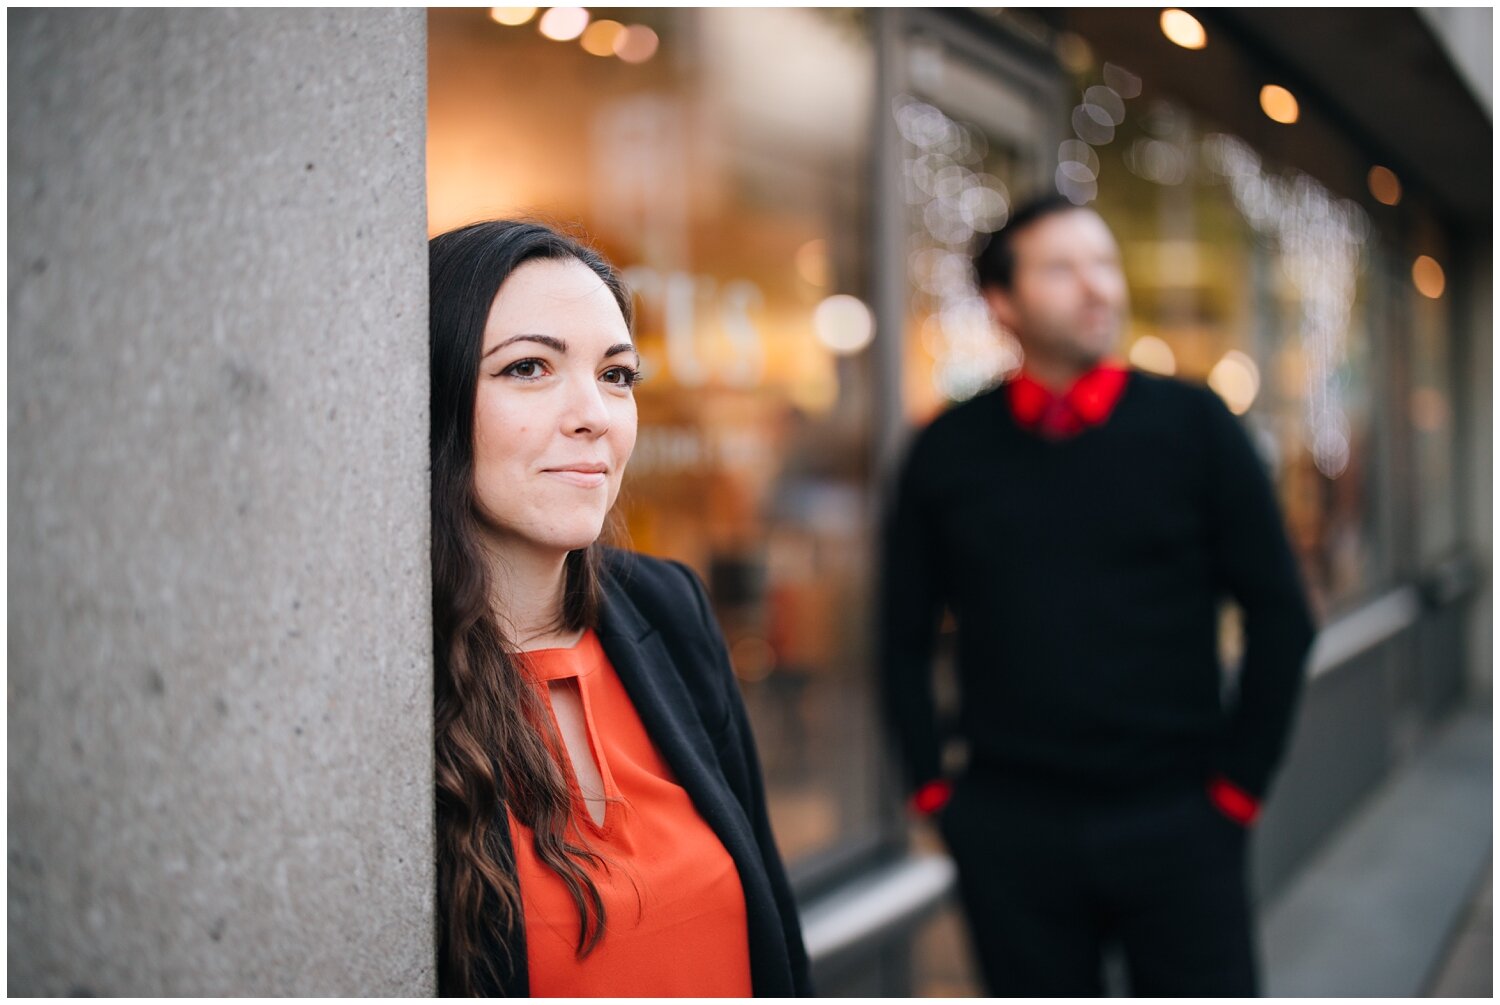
left=983, top=208, right=1128, bottom=372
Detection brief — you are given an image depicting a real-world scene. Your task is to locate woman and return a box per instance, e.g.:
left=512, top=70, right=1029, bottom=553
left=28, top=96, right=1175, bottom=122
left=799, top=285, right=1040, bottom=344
left=430, top=220, right=812, bottom=997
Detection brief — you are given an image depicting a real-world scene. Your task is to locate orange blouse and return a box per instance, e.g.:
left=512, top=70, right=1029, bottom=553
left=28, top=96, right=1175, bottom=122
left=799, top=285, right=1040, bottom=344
left=510, top=630, right=753, bottom=997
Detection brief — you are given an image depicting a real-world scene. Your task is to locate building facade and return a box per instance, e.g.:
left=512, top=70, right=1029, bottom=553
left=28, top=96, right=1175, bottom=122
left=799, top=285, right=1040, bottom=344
left=11, top=7, right=1489, bottom=995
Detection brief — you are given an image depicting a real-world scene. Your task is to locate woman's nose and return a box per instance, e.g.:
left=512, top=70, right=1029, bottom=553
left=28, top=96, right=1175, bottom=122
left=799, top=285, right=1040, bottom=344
left=561, top=375, right=610, bottom=436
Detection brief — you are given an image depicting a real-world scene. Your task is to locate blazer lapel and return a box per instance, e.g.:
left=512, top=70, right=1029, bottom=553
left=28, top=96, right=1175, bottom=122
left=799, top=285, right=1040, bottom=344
left=584, top=567, right=799, bottom=995
left=594, top=583, right=757, bottom=856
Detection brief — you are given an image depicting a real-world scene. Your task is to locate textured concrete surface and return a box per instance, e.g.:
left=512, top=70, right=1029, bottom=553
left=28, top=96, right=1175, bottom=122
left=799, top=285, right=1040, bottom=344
left=1261, top=707, right=1492, bottom=997
left=9, top=10, right=433, bottom=995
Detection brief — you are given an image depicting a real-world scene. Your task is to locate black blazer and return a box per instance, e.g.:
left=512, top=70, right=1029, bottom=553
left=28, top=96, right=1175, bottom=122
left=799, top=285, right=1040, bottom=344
left=479, top=550, right=814, bottom=997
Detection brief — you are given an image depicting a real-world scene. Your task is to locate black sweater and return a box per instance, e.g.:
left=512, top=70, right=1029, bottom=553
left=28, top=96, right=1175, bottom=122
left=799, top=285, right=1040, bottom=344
left=879, top=371, right=1317, bottom=800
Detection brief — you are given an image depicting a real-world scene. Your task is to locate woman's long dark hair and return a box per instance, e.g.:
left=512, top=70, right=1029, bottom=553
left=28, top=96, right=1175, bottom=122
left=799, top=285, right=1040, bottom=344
left=429, top=221, right=634, bottom=995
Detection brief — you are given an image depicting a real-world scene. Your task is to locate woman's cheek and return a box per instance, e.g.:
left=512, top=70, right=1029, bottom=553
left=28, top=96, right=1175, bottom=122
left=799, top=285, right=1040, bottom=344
left=615, top=401, right=639, bottom=463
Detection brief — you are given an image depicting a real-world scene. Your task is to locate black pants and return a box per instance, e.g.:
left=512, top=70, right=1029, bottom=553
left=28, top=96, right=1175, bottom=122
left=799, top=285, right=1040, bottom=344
left=939, top=772, right=1258, bottom=997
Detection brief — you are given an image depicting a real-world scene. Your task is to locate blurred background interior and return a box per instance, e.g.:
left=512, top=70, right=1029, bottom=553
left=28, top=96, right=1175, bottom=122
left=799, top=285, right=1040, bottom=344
left=428, top=7, right=1491, bottom=996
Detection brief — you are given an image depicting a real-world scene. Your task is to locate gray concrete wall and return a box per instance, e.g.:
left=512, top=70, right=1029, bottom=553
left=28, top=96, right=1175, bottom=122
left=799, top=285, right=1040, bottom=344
left=9, top=10, right=433, bottom=995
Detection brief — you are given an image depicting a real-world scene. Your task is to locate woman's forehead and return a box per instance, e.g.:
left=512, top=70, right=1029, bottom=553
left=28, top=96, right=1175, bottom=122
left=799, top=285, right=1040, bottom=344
left=485, top=258, right=630, bottom=345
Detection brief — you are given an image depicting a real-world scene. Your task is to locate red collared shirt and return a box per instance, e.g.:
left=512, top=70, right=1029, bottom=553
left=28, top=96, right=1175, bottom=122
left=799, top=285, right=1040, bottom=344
left=1008, top=362, right=1131, bottom=438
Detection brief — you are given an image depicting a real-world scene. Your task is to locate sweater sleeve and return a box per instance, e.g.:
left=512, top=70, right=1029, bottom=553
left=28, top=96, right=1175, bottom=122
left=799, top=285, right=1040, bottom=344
left=877, top=430, right=948, bottom=793
left=1201, top=390, right=1318, bottom=799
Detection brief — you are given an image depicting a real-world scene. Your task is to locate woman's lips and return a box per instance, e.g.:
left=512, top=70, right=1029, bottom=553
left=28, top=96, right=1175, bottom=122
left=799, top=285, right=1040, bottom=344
left=544, top=468, right=607, bottom=489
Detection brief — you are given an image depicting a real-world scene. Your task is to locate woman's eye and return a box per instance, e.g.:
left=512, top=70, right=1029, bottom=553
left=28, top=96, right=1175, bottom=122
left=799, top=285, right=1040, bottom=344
left=501, top=358, right=545, bottom=379
left=602, top=366, right=642, bottom=388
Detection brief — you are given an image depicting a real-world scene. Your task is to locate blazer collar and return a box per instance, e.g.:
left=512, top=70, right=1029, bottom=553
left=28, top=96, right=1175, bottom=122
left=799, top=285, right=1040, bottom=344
left=592, top=562, right=767, bottom=900
left=595, top=557, right=656, bottom=643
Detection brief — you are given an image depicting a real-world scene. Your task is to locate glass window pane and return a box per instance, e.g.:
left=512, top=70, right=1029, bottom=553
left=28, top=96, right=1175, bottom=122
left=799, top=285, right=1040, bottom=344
left=896, top=47, right=1048, bottom=423
left=1409, top=228, right=1459, bottom=565
left=1082, top=90, right=1388, bottom=620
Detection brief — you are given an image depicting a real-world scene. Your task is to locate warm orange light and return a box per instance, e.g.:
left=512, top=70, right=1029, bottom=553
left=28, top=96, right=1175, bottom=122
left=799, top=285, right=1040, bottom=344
left=1055, top=31, right=1094, bottom=73
left=1208, top=351, right=1261, bottom=415
left=538, top=6, right=589, bottom=41
left=489, top=7, right=537, bottom=26
left=1368, top=165, right=1402, bottom=206
left=794, top=239, right=830, bottom=288
left=1259, top=84, right=1299, bottom=124
left=580, top=19, right=624, bottom=57
left=1412, top=255, right=1446, bottom=299
left=613, top=24, right=659, bottom=64
left=1160, top=9, right=1207, bottom=50
left=1128, top=335, right=1177, bottom=376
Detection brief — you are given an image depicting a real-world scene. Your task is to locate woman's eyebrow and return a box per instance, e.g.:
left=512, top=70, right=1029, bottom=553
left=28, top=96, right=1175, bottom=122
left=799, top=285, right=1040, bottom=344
left=482, top=334, right=566, bottom=359
left=602, top=343, right=640, bottom=363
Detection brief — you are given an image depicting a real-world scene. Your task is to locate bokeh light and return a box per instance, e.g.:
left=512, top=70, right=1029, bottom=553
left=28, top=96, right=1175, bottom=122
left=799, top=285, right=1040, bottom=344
left=1103, top=62, right=1143, bottom=99
left=1209, top=351, right=1261, bottom=415
left=1203, top=133, right=1367, bottom=478
left=613, top=24, right=659, bottom=64
left=1126, top=138, right=1187, bottom=185
left=1412, top=255, right=1446, bottom=299
left=1367, top=165, right=1402, bottom=206
left=1085, top=85, right=1126, bottom=125
left=1072, top=102, right=1116, bottom=146
left=538, top=6, right=589, bottom=42
left=489, top=7, right=537, bottom=27
left=896, top=95, right=1021, bottom=401
left=1160, top=9, right=1207, bottom=50
left=1055, top=31, right=1094, bottom=74
left=1259, top=84, right=1299, bottom=124
left=1128, top=335, right=1177, bottom=376
left=1059, top=139, right=1100, bottom=179
left=580, top=19, right=624, bottom=57
left=794, top=239, right=830, bottom=288
left=813, top=294, right=876, bottom=355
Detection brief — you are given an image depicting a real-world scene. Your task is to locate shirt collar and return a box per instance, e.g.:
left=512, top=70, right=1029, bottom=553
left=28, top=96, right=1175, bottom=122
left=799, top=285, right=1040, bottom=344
left=1009, top=361, right=1130, bottom=434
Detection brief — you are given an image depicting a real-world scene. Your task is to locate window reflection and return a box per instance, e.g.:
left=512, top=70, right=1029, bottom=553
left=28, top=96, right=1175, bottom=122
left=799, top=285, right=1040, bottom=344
left=1410, top=228, right=1459, bottom=565
left=1077, top=88, right=1386, bottom=620
left=897, top=94, right=1024, bottom=422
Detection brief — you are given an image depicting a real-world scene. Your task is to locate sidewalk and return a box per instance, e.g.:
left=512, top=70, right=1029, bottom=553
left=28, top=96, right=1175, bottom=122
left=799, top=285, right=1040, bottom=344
left=908, top=706, right=1492, bottom=997
left=1261, top=706, right=1492, bottom=997
left=1426, top=861, right=1492, bottom=997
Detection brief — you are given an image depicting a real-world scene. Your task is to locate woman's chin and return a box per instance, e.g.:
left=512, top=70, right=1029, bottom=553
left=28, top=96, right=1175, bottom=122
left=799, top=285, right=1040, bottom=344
left=480, top=518, right=607, bottom=560
left=542, top=522, right=608, bottom=555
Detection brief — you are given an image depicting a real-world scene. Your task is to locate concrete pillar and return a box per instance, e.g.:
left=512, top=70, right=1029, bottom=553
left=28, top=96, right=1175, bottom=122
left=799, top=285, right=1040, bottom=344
left=9, top=10, right=433, bottom=994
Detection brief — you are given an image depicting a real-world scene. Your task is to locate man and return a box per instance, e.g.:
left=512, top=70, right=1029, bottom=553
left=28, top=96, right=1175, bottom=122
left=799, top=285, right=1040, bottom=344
left=879, top=194, right=1317, bottom=996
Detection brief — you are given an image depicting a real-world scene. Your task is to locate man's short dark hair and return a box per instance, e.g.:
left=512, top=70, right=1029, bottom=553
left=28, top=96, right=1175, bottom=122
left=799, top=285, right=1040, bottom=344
left=973, top=193, right=1085, bottom=292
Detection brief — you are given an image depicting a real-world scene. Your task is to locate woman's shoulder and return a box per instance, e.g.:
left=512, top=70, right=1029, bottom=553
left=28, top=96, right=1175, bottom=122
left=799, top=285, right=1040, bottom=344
left=602, top=547, right=705, bottom=601
left=599, top=548, right=736, bottom=724
left=600, top=548, right=713, bottom=633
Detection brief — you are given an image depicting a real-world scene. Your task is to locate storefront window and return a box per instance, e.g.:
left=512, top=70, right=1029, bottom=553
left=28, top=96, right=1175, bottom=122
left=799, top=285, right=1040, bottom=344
left=1409, top=227, right=1459, bottom=566
left=1076, top=79, right=1386, bottom=620
left=428, top=8, right=882, bottom=869
left=895, top=40, right=1051, bottom=423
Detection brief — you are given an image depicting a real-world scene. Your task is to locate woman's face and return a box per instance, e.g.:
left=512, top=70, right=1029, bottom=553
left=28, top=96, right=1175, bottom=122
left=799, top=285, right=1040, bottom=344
left=472, top=257, right=638, bottom=559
